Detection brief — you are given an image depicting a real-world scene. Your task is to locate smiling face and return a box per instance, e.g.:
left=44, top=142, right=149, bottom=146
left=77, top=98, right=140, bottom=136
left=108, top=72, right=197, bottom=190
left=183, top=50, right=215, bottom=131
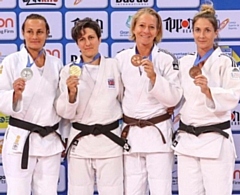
left=193, top=18, right=218, bottom=54
left=132, top=13, right=159, bottom=47
left=22, top=18, right=49, bottom=52
left=76, top=27, right=101, bottom=61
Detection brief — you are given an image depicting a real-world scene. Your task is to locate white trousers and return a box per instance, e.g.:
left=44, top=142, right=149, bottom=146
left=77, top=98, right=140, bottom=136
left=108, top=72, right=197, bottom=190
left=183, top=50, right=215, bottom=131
left=68, top=156, right=123, bottom=195
left=2, top=150, right=61, bottom=195
left=124, top=152, right=173, bottom=195
left=177, top=138, right=235, bottom=195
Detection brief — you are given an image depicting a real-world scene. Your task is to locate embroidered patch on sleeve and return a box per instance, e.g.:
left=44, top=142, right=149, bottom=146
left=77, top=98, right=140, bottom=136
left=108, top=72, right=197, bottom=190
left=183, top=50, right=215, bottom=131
left=0, top=65, right=3, bottom=75
left=231, top=67, right=240, bottom=79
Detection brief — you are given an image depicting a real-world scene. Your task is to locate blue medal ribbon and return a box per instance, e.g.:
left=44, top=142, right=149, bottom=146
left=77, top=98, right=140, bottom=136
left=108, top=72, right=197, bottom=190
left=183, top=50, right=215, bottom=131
left=193, top=48, right=214, bottom=66
left=72, top=53, right=101, bottom=68
left=135, top=46, right=153, bottom=75
left=26, top=49, right=44, bottom=68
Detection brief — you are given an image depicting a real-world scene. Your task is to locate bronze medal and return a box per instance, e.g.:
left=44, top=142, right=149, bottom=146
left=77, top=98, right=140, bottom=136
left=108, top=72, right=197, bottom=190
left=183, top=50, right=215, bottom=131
left=189, top=66, right=202, bottom=79
left=131, top=54, right=142, bottom=67
left=69, top=65, right=81, bottom=77
left=21, top=68, right=33, bottom=80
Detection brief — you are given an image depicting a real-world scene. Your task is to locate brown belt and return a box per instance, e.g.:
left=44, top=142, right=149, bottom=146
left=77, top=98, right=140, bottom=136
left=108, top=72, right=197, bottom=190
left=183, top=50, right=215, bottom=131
left=121, top=113, right=171, bottom=144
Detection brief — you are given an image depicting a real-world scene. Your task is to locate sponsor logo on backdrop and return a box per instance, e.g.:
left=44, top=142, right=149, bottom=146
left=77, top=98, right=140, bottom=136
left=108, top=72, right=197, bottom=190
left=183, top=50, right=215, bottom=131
left=65, top=12, right=108, bottom=40
left=157, top=0, right=200, bottom=8
left=231, top=104, right=240, bottom=130
left=111, top=12, right=135, bottom=40
left=66, top=0, right=107, bottom=8
left=71, top=18, right=103, bottom=33
left=19, top=12, right=62, bottom=40
left=214, top=11, right=240, bottom=39
left=163, top=17, right=192, bottom=33
left=22, top=0, right=58, bottom=6
left=44, top=43, right=63, bottom=60
left=111, top=0, right=153, bottom=7
left=74, top=0, right=82, bottom=5
left=0, top=166, right=7, bottom=192
left=0, top=13, right=17, bottom=40
left=233, top=164, right=240, bottom=190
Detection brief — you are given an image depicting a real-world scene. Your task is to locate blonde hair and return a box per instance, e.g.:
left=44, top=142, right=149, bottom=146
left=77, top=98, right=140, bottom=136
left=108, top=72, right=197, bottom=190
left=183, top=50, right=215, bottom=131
left=193, top=4, right=218, bottom=32
left=129, top=8, right=162, bottom=44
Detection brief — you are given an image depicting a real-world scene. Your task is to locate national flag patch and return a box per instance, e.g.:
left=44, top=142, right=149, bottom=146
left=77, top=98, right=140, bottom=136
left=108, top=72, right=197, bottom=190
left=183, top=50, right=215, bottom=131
left=108, top=78, right=115, bottom=88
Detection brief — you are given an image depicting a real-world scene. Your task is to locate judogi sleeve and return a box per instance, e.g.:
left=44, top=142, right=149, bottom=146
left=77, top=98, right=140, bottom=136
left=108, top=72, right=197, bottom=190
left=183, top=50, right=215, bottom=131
left=56, top=65, right=80, bottom=120
left=0, top=55, right=23, bottom=115
left=148, top=51, right=183, bottom=107
left=206, top=56, right=240, bottom=112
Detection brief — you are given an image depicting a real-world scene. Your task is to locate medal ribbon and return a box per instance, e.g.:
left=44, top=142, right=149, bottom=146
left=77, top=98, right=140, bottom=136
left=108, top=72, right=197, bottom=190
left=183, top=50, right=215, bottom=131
left=135, top=47, right=153, bottom=61
left=26, top=49, right=44, bottom=68
left=72, top=53, right=101, bottom=68
left=193, top=48, right=214, bottom=66
left=135, top=46, right=153, bottom=75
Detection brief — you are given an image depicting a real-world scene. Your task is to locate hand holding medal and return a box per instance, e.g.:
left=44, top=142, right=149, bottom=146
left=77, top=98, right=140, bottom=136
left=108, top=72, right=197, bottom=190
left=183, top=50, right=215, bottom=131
left=69, top=65, right=82, bottom=77
left=131, top=54, right=143, bottom=67
left=189, top=66, right=202, bottom=79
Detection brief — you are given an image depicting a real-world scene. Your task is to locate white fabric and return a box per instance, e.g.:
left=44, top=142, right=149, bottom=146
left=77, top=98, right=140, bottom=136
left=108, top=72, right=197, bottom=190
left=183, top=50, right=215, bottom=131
left=2, top=140, right=61, bottom=195
left=172, top=47, right=240, bottom=158
left=0, top=47, right=64, bottom=156
left=115, top=44, right=182, bottom=153
left=124, top=152, right=173, bottom=195
left=68, top=156, right=123, bottom=195
left=177, top=137, right=235, bottom=195
left=56, top=55, right=123, bottom=158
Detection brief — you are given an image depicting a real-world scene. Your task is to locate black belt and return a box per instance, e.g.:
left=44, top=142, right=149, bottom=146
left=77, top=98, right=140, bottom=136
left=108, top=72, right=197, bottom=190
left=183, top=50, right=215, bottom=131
left=66, top=120, right=130, bottom=157
left=9, top=116, right=62, bottom=169
left=177, top=120, right=230, bottom=138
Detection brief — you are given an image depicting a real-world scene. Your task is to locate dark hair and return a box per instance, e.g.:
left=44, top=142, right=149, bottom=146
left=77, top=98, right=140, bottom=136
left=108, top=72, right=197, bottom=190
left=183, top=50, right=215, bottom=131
left=130, top=8, right=162, bottom=44
left=22, top=14, right=50, bottom=33
left=71, top=17, right=101, bottom=42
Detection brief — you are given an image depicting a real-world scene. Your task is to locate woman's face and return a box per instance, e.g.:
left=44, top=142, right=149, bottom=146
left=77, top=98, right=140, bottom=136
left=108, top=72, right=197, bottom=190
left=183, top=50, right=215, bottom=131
left=22, top=19, right=48, bottom=52
left=77, top=27, right=101, bottom=59
left=193, top=18, right=217, bottom=52
left=133, top=13, right=158, bottom=46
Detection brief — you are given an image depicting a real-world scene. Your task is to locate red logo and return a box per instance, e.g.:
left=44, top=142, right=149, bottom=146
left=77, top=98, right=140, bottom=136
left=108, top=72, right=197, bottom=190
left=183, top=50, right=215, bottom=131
left=0, top=18, right=14, bottom=28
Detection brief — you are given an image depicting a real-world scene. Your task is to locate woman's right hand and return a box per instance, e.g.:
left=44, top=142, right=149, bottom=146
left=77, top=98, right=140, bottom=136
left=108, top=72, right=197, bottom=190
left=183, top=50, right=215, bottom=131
left=13, top=78, right=26, bottom=103
left=66, top=75, right=79, bottom=103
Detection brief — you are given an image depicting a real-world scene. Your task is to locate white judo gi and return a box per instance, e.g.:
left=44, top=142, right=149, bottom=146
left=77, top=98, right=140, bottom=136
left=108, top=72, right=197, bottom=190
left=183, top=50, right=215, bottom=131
left=0, top=47, right=65, bottom=195
left=56, top=55, right=123, bottom=195
left=115, top=45, right=182, bottom=195
left=172, top=47, right=240, bottom=195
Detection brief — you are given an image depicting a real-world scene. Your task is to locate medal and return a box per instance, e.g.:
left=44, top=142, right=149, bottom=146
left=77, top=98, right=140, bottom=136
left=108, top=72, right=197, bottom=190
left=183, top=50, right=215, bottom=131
left=189, top=66, right=202, bottom=79
left=69, top=65, right=82, bottom=77
left=131, top=54, right=142, bottom=67
left=21, top=68, right=33, bottom=80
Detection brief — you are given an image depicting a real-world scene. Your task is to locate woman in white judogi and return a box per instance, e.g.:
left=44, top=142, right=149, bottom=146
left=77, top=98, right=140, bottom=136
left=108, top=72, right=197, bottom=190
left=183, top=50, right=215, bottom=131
left=56, top=18, right=124, bottom=195
left=172, top=3, right=240, bottom=195
left=0, top=14, right=64, bottom=195
left=115, top=8, right=182, bottom=195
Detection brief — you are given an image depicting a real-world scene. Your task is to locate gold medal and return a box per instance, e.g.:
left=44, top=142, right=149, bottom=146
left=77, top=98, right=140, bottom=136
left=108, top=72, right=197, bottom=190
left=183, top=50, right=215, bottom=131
left=69, top=65, right=81, bottom=77
left=189, top=66, right=202, bottom=79
left=131, top=54, right=142, bottom=67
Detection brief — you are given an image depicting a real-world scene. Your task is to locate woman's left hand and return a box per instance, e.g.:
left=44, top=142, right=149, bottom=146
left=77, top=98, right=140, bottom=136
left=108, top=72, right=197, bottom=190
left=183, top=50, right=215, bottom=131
left=194, top=74, right=212, bottom=99
left=141, top=58, right=156, bottom=84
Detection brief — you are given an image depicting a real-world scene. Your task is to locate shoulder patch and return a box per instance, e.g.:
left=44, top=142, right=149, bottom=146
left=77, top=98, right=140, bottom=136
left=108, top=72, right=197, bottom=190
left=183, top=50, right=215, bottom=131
left=158, top=48, right=179, bottom=70
left=231, top=66, right=240, bottom=79
left=219, top=53, right=237, bottom=67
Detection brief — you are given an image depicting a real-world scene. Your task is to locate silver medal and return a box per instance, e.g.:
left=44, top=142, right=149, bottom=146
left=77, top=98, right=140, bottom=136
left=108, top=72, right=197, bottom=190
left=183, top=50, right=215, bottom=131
left=21, top=68, right=33, bottom=80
